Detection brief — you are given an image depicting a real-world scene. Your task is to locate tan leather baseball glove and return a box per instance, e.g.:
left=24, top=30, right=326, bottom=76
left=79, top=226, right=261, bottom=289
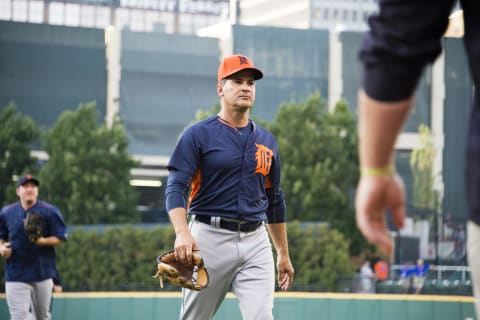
left=153, top=250, right=209, bottom=291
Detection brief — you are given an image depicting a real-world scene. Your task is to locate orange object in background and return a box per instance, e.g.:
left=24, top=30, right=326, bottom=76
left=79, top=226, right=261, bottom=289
left=374, top=261, right=389, bottom=281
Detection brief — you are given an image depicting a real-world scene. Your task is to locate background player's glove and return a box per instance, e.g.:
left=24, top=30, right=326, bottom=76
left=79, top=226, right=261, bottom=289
left=153, top=250, right=209, bottom=291
left=24, top=211, right=43, bottom=243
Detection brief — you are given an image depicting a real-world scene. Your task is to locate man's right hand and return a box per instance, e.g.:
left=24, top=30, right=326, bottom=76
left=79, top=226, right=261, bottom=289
left=168, top=208, right=199, bottom=265
left=0, top=242, right=12, bottom=259
left=174, top=229, right=199, bottom=266
left=355, top=174, right=406, bottom=260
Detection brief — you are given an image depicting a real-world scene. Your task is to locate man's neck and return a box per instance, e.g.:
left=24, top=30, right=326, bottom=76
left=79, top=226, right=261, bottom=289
left=21, top=200, right=36, bottom=211
left=218, top=110, right=249, bottom=128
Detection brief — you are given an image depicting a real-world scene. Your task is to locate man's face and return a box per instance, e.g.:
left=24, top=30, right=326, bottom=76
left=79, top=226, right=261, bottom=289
left=218, top=70, right=256, bottom=111
left=16, top=182, right=39, bottom=206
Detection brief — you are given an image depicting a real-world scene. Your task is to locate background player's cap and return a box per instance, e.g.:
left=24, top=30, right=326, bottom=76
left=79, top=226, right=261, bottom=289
left=217, top=54, right=263, bottom=82
left=17, top=175, right=40, bottom=187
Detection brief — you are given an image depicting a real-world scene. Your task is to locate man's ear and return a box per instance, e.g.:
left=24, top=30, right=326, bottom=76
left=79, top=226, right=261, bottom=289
left=217, top=83, right=224, bottom=97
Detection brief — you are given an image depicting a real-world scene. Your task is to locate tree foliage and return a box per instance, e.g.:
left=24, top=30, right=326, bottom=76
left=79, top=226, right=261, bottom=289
left=410, top=124, right=441, bottom=210
left=268, top=93, right=358, bottom=220
left=194, top=102, right=220, bottom=122
left=0, top=103, right=40, bottom=206
left=287, top=222, right=354, bottom=291
left=267, top=93, right=365, bottom=254
left=39, top=102, right=140, bottom=224
left=54, top=226, right=176, bottom=291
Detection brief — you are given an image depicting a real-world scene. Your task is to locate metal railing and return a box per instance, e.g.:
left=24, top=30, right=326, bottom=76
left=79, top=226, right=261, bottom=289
left=334, top=265, right=472, bottom=296
left=390, top=264, right=471, bottom=282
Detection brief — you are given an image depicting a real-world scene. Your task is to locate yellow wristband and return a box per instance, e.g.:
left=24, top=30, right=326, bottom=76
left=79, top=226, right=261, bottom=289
left=360, top=166, right=395, bottom=177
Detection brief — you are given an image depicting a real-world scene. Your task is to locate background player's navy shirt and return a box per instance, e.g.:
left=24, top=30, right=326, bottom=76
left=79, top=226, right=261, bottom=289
left=167, top=115, right=286, bottom=223
left=0, top=200, right=68, bottom=282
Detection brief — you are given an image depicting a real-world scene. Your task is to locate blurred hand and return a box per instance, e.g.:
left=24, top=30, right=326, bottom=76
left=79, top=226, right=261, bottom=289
left=355, top=174, right=406, bottom=261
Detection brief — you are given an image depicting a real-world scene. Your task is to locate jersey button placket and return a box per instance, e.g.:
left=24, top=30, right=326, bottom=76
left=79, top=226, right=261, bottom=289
left=236, top=140, right=249, bottom=215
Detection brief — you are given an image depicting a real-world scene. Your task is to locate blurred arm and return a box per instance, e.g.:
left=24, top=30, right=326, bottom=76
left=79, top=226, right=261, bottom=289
left=358, top=90, right=413, bottom=168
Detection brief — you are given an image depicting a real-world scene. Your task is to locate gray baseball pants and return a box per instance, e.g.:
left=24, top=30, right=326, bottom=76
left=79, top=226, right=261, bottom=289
left=180, top=218, right=275, bottom=320
left=6, top=278, right=53, bottom=320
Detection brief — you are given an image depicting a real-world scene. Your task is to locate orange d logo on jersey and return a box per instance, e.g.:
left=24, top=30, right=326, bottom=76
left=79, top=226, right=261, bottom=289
left=254, top=144, right=273, bottom=176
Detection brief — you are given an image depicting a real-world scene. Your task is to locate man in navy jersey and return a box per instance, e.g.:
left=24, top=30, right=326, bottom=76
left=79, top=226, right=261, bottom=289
left=0, top=175, right=67, bottom=320
left=165, top=54, right=294, bottom=319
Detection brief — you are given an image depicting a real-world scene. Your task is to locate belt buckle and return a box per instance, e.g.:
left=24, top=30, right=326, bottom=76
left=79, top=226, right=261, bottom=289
left=211, top=216, right=221, bottom=228
left=237, top=221, right=245, bottom=232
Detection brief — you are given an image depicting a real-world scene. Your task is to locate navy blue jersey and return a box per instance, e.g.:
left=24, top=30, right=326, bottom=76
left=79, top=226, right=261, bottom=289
left=166, top=115, right=286, bottom=223
left=0, top=200, right=68, bottom=282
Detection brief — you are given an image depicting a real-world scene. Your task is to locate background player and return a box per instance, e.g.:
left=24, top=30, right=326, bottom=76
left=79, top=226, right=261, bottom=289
left=0, top=175, right=68, bottom=319
left=165, top=54, right=294, bottom=319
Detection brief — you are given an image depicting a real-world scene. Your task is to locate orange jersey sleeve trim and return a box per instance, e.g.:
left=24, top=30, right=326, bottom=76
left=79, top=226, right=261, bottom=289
left=188, top=170, right=202, bottom=208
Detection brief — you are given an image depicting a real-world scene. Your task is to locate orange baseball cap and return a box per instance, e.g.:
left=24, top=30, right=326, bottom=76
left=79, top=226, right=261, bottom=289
left=217, top=54, right=263, bottom=82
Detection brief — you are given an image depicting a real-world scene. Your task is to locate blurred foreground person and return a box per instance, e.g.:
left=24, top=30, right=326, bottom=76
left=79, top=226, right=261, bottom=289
left=355, top=1, right=479, bottom=317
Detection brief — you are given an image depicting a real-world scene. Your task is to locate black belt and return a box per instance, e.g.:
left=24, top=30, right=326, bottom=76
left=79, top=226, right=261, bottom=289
left=195, top=215, right=263, bottom=233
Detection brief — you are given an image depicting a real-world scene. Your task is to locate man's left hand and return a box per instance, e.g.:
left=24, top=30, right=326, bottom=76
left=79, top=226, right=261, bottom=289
left=276, top=254, right=294, bottom=291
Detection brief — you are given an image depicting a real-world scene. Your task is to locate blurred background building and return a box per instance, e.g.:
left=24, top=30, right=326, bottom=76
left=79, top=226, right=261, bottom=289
left=230, top=0, right=376, bottom=31
left=0, top=0, right=379, bottom=33
left=0, top=0, right=229, bottom=33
